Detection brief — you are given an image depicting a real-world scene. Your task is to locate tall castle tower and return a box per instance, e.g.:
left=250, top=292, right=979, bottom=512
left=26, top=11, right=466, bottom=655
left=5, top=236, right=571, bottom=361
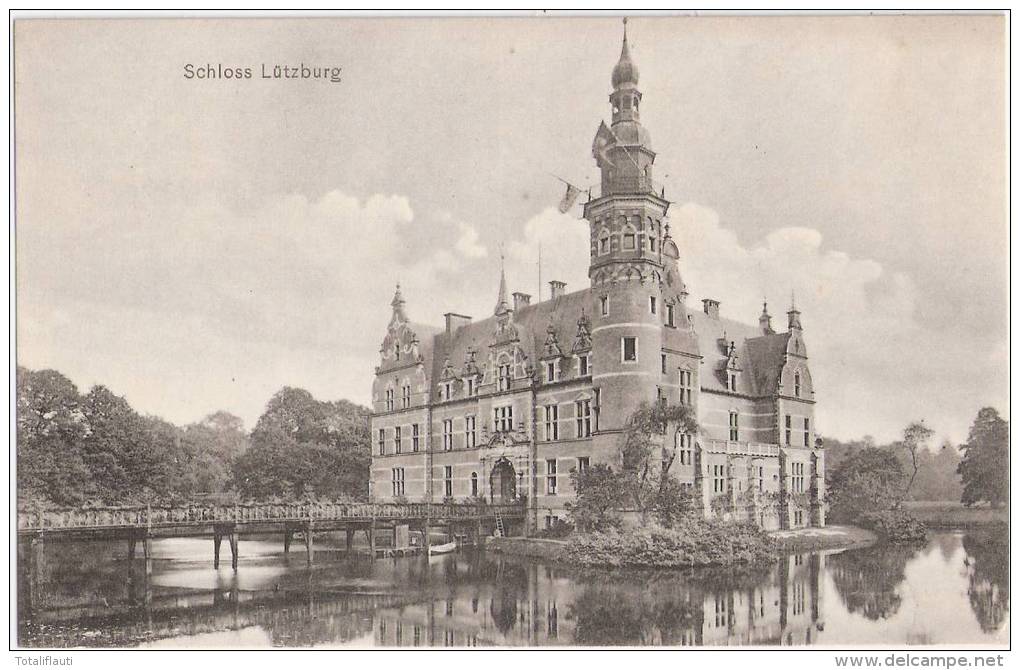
left=584, top=22, right=678, bottom=449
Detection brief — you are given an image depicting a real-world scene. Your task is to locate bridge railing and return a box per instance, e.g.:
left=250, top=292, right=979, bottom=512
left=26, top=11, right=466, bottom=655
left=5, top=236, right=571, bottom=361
left=17, top=501, right=525, bottom=532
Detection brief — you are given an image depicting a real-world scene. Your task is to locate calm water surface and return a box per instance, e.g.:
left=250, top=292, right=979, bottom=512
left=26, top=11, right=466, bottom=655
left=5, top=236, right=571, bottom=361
left=18, top=530, right=1008, bottom=648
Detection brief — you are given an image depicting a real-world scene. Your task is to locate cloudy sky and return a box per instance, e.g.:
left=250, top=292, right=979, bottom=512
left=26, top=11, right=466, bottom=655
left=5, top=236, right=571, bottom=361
left=15, top=15, right=1007, bottom=444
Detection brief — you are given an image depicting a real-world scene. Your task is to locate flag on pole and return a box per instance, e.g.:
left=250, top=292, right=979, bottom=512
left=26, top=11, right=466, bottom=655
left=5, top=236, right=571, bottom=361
left=557, top=182, right=582, bottom=213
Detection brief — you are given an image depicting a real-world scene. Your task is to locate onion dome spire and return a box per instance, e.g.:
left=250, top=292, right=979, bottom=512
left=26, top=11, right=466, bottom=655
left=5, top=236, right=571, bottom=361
left=611, top=18, right=640, bottom=89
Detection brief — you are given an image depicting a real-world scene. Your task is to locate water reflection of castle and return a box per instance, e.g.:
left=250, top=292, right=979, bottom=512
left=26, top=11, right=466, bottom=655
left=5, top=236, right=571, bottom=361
left=373, top=554, right=824, bottom=647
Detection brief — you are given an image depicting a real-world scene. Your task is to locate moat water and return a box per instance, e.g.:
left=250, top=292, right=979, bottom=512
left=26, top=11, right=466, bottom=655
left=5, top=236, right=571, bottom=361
left=18, top=530, right=1008, bottom=648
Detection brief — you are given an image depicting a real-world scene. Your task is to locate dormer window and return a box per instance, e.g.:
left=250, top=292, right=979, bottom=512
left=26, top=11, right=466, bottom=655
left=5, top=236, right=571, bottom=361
left=546, top=361, right=557, bottom=383
left=794, top=371, right=802, bottom=398
left=466, top=377, right=475, bottom=397
left=578, top=354, right=590, bottom=377
left=395, top=348, right=400, bottom=361
left=599, top=237, right=609, bottom=254
left=666, top=303, right=676, bottom=327
left=649, top=296, right=657, bottom=315
left=385, top=388, right=395, bottom=412
left=497, top=363, right=512, bottom=392
left=443, top=382, right=453, bottom=401
left=729, top=373, right=738, bottom=392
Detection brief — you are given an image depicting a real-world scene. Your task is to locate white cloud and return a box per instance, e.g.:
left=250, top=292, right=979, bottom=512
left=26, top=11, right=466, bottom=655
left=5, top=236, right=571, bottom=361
left=454, top=221, right=489, bottom=259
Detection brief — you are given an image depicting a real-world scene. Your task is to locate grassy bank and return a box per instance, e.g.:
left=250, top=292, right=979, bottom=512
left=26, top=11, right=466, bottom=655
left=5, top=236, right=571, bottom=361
left=902, top=502, right=1007, bottom=528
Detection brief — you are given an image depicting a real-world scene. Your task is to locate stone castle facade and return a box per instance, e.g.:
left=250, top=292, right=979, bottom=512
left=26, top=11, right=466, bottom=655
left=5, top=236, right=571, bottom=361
left=370, top=29, right=825, bottom=534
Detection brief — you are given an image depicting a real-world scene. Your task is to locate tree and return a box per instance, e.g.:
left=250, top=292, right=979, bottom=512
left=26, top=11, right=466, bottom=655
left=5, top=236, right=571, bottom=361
left=826, top=447, right=904, bottom=523
left=567, top=463, right=628, bottom=531
left=618, top=402, right=699, bottom=525
left=896, top=421, right=934, bottom=506
left=958, top=407, right=1009, bottom=508
left=16, top=367, right=94, bottom=505
left=232, top=387, right=370, bottom=500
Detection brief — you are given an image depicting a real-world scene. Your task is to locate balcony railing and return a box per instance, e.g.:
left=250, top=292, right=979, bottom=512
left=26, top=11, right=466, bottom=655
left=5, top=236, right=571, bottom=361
left=702, top=439, right=780, bottom=458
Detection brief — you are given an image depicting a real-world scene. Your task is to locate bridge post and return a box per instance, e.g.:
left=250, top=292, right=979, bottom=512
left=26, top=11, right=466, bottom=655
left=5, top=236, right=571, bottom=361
left=283, top=528, right=292, bottom=556
left=229, top=531, right=239, bottom=571
left=143, top=534, right=153, bottom=576
left=369, top=519, right=376, bottom=559
left=214, top=531, right=222, bottom=569
left=345, top=528, right=354, bottom=554
left=422, top=521, right=431, bottom=554
left=304, top=523, right=314, bottom=566
left=127, top=536, right=137, bottom=563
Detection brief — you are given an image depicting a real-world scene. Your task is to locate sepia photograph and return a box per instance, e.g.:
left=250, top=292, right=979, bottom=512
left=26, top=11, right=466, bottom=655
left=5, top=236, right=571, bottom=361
left=10, top=11, right=1010, bottom=655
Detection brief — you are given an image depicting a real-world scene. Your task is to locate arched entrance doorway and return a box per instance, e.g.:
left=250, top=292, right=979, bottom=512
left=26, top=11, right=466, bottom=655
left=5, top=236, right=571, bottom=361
left=490, top=458, right=517, bottom=503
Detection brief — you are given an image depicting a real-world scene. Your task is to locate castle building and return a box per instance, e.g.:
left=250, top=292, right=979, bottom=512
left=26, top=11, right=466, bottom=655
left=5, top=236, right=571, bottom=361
left=370, top=27, right=825, bottom=534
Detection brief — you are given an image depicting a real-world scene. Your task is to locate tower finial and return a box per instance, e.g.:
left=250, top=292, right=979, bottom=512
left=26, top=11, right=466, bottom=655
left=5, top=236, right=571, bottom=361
left=494, top=252, right=510, bottom=315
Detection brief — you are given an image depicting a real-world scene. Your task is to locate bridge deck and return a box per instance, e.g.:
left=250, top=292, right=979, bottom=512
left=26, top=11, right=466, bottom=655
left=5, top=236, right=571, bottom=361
left=17, top=502, right=525, bottom=538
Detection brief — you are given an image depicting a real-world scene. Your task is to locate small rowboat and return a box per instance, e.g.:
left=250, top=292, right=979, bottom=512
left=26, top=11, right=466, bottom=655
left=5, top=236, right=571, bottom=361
left=428, top=541, right=457, bottom=555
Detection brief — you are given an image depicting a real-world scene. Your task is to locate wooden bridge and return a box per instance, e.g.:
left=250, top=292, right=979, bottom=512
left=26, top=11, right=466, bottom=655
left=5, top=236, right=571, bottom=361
left=17, top=501, right=525, bottom=574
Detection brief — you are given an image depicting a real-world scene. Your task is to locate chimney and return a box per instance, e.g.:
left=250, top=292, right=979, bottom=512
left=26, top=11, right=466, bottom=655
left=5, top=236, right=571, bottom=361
left=549, top=280, right=567, bottom=300
left=444, top=312, right=472, bottom=335
left=512, top=292, right=531, bottom=311
left=702, top=298, right=720, bottom=319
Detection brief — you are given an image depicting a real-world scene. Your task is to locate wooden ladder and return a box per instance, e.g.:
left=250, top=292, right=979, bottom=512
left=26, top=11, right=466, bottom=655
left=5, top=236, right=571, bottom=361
left=494, top=508, right=505, bottom=537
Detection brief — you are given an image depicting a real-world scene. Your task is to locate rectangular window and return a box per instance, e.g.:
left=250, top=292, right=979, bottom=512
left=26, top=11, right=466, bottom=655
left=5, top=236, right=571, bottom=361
left=679, top=369, right=693, bottom=405
left=471, top=472, right=478, bottom=497
left=622, top=336, right=637, bottom=362
left=444, top=466, right=453, bottom=498
left=650, top=235, right=657, bottom=253
left=785, top=414, right=792, bottom=445
left=443, top=419, right=453, bottom=451
left=577, top=456, right=590, bottom=473
left=385, top=389, right=394, bottom=412
left=465, top=415, right=476, bottom=448
left=729, top=412, right=739, bottom=441
left=576, top=400, right=592, bottom=438
left=391, top=468, right=405, bottom=496
left=803, top=417, right=810, bottom=447
left=666, top=303, right=675, bottom=327
left=600, top=295, right=609, bottom=317
left=497, top=364, right=512, bottom=392
left=713, top=464, right=726, bottom=494
left=402, top=385, right=411, bottom=408
left=678, top=433, right=693, bottom=466
left=578, top=354, right=590, bottom=377
left=791, top=462, right=805, bottom=493
left=546, top=459, right=558, bottom=495
left=544, top=404, right=559, bottom=441
left=378, top=428, right=386, bottom=455
left=546, top=361, right=556, bottom=383
left=623, top=232, right=636, bottom=250
left=443, top=382, right=453, bottom=401
left=593, top=388, right=601, bottom=431
left=729, top=373, right=738, bottom=392
left=412, top=423, right=420, bottom=452
left=494, top=405, right=514, bottom=433
left=758, top=466, right=764, bottom=492
left=649, top=296, right=657, bottom=315
left=394, top=425, right=402, bottom=454
left=466, top=378, right=475, bottom=396
left=661, top=353, right=667, bottom=374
